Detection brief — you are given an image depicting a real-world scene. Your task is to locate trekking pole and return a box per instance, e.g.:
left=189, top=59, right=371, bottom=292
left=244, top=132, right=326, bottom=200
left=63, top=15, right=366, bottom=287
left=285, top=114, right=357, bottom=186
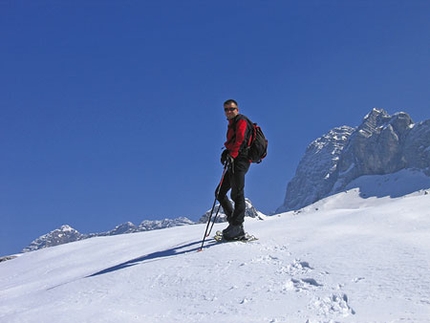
left=198, top=161, right=230, bottom=251
left=207, top=174, right=227, bottom=237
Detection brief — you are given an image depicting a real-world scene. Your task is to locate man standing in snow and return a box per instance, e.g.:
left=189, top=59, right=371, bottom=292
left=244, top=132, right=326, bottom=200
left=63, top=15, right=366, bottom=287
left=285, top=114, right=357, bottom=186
left=217, top=99, right=252, bottom=240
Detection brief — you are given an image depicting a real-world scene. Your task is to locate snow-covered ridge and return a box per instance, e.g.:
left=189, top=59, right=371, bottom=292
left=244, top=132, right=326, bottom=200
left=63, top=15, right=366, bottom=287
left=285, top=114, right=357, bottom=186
left=22, top=199, right=263, bottom=253
left=1, top=174, right=429, bottom=323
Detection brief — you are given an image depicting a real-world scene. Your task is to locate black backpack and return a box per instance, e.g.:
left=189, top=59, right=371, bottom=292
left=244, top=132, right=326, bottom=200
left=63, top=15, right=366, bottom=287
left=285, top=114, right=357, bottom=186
left=243, top=116, right=268, bottom=164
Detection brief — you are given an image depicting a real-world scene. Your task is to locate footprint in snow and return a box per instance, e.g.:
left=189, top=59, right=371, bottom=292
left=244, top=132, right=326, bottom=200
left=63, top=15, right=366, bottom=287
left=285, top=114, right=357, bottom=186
left=313, top=293, right=356, bottom=317
left=284, top=277, right=323, bottom=292
left=278, top=259, right=314, bottom=275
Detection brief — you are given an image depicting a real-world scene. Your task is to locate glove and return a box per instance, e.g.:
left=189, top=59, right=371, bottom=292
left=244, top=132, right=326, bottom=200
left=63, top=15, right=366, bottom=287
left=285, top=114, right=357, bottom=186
left=220, top=150, right=234, bottom=165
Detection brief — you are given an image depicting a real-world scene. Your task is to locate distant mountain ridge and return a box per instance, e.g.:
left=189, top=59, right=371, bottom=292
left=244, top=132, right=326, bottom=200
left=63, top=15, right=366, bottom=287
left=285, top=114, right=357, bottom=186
left=22, top=108, right=430, bottom=252
left=23, top=199, right=263, bottom=252
left=23, top=218, right=194, bottom=252
left=278, top=108, right=430, bottom=212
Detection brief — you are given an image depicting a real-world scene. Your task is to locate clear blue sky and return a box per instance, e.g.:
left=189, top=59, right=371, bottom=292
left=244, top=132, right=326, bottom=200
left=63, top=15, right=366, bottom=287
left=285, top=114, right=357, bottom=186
left=1, top=0, right=429, bottom=256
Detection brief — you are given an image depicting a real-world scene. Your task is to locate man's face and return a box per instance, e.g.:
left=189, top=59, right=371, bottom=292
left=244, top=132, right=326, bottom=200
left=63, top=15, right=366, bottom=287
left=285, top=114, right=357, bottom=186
left=224, top=102, right=239, bottom=120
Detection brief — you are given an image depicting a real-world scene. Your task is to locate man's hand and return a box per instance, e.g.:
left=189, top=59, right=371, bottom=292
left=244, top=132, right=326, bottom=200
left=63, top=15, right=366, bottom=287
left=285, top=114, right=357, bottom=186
left=220, top=150, right=234, bottom=165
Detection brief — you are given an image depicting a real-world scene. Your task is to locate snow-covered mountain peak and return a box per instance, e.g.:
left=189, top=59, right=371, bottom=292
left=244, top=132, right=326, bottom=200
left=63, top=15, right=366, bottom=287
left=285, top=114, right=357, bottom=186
left=23, top=224, right=83, bottom=252
left=279, top=108, right=430, bottom=212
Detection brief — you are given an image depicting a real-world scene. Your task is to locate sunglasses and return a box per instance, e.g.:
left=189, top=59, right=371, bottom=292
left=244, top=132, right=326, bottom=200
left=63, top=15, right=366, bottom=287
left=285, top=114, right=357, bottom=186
left=224, top=107, right=237, bottom=112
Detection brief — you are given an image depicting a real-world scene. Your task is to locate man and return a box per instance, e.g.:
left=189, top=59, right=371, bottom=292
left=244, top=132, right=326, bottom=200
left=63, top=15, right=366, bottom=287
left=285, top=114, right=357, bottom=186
left=217, top=99, right=252, bottom=240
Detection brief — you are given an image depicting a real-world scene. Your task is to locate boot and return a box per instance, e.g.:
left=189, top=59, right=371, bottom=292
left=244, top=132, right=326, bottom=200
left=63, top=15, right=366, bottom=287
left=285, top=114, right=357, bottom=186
left=222, top=223, right=233, bottom=236
left=222, top=224, right=245, bottom=241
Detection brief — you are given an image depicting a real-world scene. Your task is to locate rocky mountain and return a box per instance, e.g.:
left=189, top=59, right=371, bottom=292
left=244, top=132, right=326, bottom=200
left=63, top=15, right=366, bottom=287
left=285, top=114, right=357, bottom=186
left=198, top=198, right=265, bottom=224
left=23, top=200, right=263, bottom=252
left=23, top=225, right=83, bottom=252
left=278, top=108, right=430, bottom=212
left=23, top=218, right=194, bottom=252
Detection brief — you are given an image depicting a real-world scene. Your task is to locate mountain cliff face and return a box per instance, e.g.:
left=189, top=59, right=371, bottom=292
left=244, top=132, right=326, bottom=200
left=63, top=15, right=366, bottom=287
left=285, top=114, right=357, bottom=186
left=278, top=126, right=355, bottom=212
left=279, top=108, right=430, bottom=212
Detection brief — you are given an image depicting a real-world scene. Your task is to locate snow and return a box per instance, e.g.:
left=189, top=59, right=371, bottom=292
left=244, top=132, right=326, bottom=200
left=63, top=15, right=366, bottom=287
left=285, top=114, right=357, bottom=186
left=1, top=174, right=430, bottom=322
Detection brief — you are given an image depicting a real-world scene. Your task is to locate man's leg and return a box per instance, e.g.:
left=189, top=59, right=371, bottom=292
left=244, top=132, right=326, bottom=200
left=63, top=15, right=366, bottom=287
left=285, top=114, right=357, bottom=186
left=230, top=158, right=251, bottom=226
left=216, top=170, right=233, bottom=221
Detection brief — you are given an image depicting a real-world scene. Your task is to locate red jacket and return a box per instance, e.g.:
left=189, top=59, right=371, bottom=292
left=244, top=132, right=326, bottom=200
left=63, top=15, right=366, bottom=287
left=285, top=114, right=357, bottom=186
left=224, top=115, right=251, bottom=158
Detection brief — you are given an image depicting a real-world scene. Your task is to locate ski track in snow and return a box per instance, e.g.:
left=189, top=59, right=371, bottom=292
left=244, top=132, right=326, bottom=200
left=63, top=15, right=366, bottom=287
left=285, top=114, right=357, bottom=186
left=1, top=187, right=430, bottom=322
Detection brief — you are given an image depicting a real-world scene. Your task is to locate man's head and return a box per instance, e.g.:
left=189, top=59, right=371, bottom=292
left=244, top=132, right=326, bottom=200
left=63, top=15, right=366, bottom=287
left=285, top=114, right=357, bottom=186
left=223, top=99, right=239, bottom=120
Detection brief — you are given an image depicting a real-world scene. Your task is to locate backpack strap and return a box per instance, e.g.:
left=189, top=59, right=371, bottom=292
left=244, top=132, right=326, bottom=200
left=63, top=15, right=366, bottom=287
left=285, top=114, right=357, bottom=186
left=232, top=114, right=254, bottom=154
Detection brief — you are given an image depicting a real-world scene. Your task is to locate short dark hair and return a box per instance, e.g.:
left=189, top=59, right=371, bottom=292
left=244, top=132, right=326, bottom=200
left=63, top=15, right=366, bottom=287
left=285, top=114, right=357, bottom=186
left=223, top=99, right=238, bottom=106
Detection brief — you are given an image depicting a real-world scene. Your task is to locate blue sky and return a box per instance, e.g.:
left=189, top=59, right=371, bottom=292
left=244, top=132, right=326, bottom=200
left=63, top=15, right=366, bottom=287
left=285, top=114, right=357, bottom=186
left=1, top=0, right=429, bottom=256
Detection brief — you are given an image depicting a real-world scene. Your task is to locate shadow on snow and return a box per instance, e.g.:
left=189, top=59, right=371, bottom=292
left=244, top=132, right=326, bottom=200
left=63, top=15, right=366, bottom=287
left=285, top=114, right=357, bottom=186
left=86, top=239, right=213, bottom=278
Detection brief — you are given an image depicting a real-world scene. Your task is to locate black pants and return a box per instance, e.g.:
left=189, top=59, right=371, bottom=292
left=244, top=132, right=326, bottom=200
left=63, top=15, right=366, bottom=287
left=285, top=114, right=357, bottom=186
left=216, top=157, right=251, bottom=226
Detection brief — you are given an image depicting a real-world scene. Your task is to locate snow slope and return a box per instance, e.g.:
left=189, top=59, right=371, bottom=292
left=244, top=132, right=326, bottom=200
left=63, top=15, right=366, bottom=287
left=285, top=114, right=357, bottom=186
left=1, top=173, right=430, bottom=323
